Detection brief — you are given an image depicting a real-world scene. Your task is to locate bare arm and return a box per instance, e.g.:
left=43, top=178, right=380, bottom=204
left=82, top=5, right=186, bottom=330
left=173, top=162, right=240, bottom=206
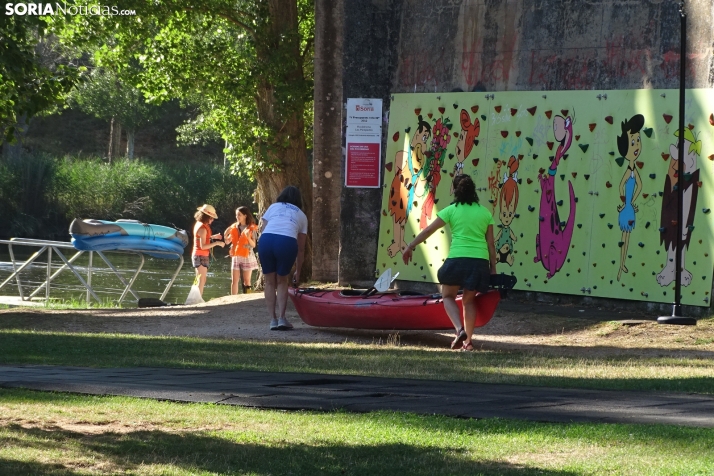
left=293, top=232, right=307, bottom=286
left=196, top=227, right=225, bottom=250
left=402, top=217, right=446, bottom=264
left=486, top=225, right=497, bottom=274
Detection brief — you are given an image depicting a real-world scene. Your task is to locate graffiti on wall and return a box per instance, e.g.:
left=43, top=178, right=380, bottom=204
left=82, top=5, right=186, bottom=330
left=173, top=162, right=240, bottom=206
left=376, top=90, right=714, bottom=306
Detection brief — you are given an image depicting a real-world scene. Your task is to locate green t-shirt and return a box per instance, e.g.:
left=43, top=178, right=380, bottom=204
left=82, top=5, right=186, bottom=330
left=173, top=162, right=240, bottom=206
left=437, top=202, right=495, bottom=259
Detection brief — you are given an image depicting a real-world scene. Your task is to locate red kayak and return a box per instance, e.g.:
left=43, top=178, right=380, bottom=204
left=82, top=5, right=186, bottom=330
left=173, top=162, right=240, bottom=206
left=288, top=288, right=501, bottom=330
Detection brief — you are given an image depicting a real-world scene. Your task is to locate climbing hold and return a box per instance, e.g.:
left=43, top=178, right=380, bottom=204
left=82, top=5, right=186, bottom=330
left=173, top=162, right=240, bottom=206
left=572, top=172, right=577, bottom=178
left=526, top=178, right=533, bottom=184
left=688, top=225, right=695, bottom=231
left=643, top=127, right=653, bottom=138
left=577, top=224, right=582, bottom=228
left=545, top=110, right=552, bottom=119
left=611, top=260, right=615, bottom=264
left=438, top=107, right=446, bottom=114
left=615, top=157, right=625, bottom=167
left=501, top=131, right=509, bottom=138
left=472, top=158, right=480, bottom=166
left=557, top=200, right=563, bottom=206
left=532, top=154, right=538, bottom=159
left=510, top=108, right=518, bottom=116
left=605, top=116, right=613, bottom=124
left=618, top=241, right=624, bottom=247
left=607, top=223, right=613, bottom=229
left=642, top=193, right=649, bottom=198
left=471, top=105, right=479, bottom=113
left=703, top=208, right=711, bottom=214
left=481, top=114, right=487, bottom=121
left=575, top=135, right=581, bottom=141
left=636, top=161, right=644, bottom=169
left=608, top=151, right=615, bottom=156
left=561, top=221, right=567, bottom=227
left=663, top=113, right=673, bottom=124
left=606, top=181, right=612, bottom=188
left=649, top=173, right=656, bottom=179
left=584, top=174, right=590, bottom=180
left=414, top=108, right=421, bottom=115
left=528, top=205, right=535, bottom=212
left=427, top=113, right=433, bottom=118
left=547, top=141, right=554, bottom=150
left=578, top=144, right=589, bottom=153
left=453, top=103, right=458, bottom=109
left=561, top=109, right=569, bottom=116
left=494, top=105, right=502, bottom=113
left=392, top=132, right=399, bottom=142
left=489, top=199, right=495, bottom=204
left=539, top=216, right=545, bottom=221
left=638, top=242, right=644, bottom=247
left=589, top=123, right=596, bottom=132
left=560, top=174, right=565, bottom=181
left=599, top=213, right=605, bottom=218
left=645, top=221, right=650, bottom=229
left=514, top=214, right=520, bottom=218
left=405, top=126, right=411, bottom=133
left=493, top=157, right=499, bottom=163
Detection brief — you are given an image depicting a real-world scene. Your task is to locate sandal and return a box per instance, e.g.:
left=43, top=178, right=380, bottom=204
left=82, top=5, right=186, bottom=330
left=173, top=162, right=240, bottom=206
left=450, top=328, right=467, bottom=350
left=461, top=341, right=474, bottom=352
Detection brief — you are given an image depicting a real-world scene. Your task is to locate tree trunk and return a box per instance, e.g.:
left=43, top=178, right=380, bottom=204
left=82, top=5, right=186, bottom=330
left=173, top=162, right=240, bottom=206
left=126, top=129, right=135, bottom=160
left=251, top=0, right=313, bottom=280
left=108, top=117, right=122, bottom=163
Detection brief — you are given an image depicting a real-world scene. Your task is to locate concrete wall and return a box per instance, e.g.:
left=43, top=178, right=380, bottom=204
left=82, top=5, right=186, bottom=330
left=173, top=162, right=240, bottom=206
left=322, top=0, right=714, bottom=296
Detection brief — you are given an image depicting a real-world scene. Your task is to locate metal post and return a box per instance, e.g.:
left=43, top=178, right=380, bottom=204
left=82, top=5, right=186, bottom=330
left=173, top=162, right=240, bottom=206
left=45, top=247, right=52, bottom=303
left=87, top=251, right=93, bottom=304
left=659, top=1, right=696, bottom=325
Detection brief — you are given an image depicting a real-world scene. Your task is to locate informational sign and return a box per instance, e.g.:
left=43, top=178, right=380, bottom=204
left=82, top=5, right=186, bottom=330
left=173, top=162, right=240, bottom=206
left=345, top=98, right=383, bottom=188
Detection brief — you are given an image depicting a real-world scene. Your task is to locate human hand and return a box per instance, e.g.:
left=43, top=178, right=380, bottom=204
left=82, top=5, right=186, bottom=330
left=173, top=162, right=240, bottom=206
left=212, top=233, right=223, bottom=240
left=292, top=271, right=300, bottom=287
left=216, top=241, right=226, bottom=248
left=402, top=247, right=413, bottom=265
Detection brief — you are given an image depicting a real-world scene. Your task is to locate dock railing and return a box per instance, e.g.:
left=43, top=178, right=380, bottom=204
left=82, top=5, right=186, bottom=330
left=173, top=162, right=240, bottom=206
left=0, top=238, right=184, bottom=305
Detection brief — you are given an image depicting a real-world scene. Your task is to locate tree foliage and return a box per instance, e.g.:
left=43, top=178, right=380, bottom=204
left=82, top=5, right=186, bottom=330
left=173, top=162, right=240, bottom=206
left=68, top=67, right=160, bottom=159
left=53, top=0, right=315, bottom=275
left=0, top=14, right=81, bottom=142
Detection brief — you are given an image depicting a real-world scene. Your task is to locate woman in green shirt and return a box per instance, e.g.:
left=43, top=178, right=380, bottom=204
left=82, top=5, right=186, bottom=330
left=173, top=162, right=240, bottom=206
left=402, top=175, right=497, bottom=351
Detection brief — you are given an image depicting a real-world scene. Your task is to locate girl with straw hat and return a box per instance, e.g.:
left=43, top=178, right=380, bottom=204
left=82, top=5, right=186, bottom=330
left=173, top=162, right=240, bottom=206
left=192, top=204, right=225, bottom=296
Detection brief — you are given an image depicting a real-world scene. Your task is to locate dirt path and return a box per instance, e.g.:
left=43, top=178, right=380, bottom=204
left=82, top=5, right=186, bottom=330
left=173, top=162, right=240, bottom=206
left=1, top=294, right=713, bottom=357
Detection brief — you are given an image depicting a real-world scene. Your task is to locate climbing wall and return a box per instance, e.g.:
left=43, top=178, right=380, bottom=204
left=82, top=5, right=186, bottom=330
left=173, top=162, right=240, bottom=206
left=376, top=89, right=714, bottom=306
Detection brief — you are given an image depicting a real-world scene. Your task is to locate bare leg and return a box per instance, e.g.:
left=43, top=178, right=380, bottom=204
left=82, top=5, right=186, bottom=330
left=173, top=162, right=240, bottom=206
left=196, top=266, right=208, bottom=295
left=618, top=231, right=629, bottom=281
left=276, top=274, right=290, bottom=318
left=231, top=269, right=240, bottom=295
left=657, top=243, right=677, bottom=287
left=441, top=284, right=463, bottom=332
left=264, top=272, right=277, bottom=319
left=461, top=289, right=478, bottom=345
left=242, top=269, right=253, bottom=287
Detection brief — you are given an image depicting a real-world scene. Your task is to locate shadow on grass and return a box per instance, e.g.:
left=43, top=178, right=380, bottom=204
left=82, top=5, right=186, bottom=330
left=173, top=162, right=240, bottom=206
left=2, top=423, right=579, bottom=476
left=0, top=331, right=713, bottom=393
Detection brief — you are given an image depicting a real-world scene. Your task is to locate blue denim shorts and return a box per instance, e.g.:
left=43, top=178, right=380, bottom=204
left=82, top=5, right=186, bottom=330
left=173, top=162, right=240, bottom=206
left=257, top=233, right=298, bottom=276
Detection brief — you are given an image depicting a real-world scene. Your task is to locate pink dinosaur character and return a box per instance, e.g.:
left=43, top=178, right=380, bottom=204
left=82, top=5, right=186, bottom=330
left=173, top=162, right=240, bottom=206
left=534, top=115, right=576, bottom=279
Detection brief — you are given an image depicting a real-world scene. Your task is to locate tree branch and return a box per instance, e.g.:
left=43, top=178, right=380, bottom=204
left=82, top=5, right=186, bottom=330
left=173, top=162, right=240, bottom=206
left=183, top=6, right=257, bottom=38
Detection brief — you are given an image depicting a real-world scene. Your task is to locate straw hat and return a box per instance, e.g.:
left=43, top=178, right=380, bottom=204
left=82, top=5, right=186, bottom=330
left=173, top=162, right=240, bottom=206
left=196, top=204, right=218, bottom=219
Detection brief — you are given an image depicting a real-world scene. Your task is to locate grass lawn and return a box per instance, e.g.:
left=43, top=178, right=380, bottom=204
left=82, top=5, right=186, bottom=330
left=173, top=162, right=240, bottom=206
left=0, top=329, right=713, bottom=394
left=1, top=388, right=713, bottom=475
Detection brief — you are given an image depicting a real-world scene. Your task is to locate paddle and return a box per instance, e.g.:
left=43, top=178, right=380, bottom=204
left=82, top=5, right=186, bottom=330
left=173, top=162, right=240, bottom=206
left=361, top=268, right=400, bottom=296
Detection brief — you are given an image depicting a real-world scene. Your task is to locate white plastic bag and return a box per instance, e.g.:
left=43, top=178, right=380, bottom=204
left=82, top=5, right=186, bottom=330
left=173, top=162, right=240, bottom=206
left=185, top=275, right=205, bottom=305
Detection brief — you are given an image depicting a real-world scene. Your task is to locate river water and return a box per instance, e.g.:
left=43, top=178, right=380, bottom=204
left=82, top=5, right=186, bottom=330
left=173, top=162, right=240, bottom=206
left=0, top=246, right=242, bottom=305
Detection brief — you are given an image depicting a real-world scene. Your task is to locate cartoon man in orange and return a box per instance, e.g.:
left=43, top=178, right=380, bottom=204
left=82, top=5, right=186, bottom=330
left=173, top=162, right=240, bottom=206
left=387, top=115, right=431, bottom=257
left=450, top=109, right=480, bottom=195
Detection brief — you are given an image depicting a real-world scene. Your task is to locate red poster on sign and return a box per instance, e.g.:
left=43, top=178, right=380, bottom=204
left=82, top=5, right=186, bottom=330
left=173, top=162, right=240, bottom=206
left=346, top=142, right=381, bottom=187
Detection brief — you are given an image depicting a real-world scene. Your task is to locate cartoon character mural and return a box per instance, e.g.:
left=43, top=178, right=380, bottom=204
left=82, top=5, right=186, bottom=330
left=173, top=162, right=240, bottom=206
left=450, top=109, right=480, bottom=195
left=656, top=127, right=701, bottom=287
left=419, top=116, right=452, bottom=229
left=615, top=115, right=644, bottom=282
left=387, top=115, right=431, bottom=257
left=534, top=115, right=576, bottom=279
left=495, top=156, right=519, bottom=266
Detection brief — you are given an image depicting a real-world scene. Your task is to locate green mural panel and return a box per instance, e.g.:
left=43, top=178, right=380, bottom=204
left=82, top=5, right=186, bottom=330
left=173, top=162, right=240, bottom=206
left=377, top=90, right=714, bottom=306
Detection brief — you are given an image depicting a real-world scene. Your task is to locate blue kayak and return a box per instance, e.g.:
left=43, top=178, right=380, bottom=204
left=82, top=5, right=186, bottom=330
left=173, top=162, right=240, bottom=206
left=69, top=218, right=188, bottom=247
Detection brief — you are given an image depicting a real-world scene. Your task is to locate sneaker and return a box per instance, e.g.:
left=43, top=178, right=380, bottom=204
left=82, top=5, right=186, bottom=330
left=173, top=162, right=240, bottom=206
left=269, top=318, right=279, bottom=331
left=277, top=317, right=294, bottom=330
